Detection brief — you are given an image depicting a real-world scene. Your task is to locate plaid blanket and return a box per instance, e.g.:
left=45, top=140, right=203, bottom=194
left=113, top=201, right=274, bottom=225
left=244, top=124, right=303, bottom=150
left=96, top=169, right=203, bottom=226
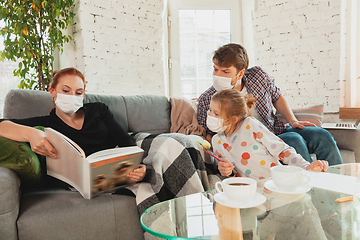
left=127, top=132, right=224, bottom=214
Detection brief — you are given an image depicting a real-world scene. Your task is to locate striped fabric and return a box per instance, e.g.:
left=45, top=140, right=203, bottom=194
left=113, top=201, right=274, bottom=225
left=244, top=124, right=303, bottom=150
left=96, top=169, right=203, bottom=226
left=275, top=104, right=324, bottom=127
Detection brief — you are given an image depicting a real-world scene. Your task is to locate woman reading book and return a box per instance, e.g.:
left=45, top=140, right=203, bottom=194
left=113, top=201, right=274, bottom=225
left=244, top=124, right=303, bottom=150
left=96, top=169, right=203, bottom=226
left=0, top=67, right=146, bottom=183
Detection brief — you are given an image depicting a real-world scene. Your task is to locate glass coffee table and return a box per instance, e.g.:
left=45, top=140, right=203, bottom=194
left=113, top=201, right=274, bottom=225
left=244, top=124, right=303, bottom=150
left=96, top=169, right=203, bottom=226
left=141, top=163, right=359, bottom=239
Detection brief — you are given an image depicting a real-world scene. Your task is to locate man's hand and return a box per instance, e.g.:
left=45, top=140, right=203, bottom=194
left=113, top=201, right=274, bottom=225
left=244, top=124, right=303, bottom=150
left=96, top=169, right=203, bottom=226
left=290, top=121, right=317, bottom=129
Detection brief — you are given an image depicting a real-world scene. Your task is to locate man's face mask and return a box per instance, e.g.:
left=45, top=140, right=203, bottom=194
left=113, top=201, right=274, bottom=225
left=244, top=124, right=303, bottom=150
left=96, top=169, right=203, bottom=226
left=212, top=72, right=240, bottom=91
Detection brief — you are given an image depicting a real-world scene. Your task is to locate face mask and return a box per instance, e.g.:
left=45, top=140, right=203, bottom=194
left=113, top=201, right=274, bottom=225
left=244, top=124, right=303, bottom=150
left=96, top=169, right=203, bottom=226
left=212, top=75, right=234, bottom=91
left=55, top=93, right=83, bottom=114
left=212, top=72, right=241, bottom=91
left=207, top=115, right=228, bottom=133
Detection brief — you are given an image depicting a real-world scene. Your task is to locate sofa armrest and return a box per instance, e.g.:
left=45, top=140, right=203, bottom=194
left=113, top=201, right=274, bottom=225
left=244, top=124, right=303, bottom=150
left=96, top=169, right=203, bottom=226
left=328, top=129, right=360, bottom=163
left=0, top=166, right=21, bottom=240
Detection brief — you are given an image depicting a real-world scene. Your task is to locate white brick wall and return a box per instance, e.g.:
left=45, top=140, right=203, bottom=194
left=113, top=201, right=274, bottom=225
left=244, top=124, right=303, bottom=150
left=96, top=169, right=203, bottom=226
left=62, top=0, right=344, bottom=117
left=67, top=0, right=166, bottom=96
left=252, top=0, right=341, bottom=113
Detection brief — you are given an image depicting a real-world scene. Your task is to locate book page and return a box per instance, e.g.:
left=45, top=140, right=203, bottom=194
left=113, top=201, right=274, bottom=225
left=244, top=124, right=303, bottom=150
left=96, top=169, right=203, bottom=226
left=86, top=146, right=143, bottom=162
left=48, top=128, right=85, bottom=157
left=45, top=128, right=87, bottom=197
left=89, top=146, right=144, bottom=198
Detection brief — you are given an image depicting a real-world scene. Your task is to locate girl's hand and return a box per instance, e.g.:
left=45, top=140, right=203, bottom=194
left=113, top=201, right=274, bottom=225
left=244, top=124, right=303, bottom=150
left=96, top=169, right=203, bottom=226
left=127, top=164, right=147, bottom=182
left=291, top=121, right=317, bottom=129
left=29, top=129, right=57, bottom=158
left=218, top=158, right=235, bottom=177
left=306, top=160, right=328, bottom=172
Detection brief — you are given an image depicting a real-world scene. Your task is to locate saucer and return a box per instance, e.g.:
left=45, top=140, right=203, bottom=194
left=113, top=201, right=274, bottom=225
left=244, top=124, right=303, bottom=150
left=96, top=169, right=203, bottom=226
left=214, top=192, right=266, bottom=209
left=264, top=179, right=311, bottom=194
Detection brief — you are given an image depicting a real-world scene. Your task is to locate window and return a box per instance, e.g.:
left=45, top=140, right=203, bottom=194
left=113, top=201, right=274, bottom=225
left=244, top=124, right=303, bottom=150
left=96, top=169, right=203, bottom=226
left=338, top=0, right=360, bottom=118
left=168, top=0, right=241, bottom=99
left=341, top=0, right=360, bottom=107
left=0, top=20, right=19, bottom=118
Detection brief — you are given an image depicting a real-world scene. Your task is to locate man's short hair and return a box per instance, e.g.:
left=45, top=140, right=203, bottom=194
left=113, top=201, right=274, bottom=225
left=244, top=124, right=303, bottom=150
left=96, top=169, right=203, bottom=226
left=212, top=43, right=249, bottom=72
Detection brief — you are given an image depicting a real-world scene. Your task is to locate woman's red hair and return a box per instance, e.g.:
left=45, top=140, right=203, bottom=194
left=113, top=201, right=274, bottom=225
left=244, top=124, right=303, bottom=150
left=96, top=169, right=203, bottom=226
left=49, top=67, right=86, bottom=90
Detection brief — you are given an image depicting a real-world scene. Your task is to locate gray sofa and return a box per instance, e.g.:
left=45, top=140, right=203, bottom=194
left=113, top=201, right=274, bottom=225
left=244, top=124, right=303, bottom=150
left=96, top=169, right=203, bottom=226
left=1, top=89, right=360, bottom=240
left=1, top=89, right=174, bottom=240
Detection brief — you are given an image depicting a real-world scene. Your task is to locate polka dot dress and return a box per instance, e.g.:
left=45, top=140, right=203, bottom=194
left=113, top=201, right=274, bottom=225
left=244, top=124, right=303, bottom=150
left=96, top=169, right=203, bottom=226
left=212, top=117, right=309, bottom=180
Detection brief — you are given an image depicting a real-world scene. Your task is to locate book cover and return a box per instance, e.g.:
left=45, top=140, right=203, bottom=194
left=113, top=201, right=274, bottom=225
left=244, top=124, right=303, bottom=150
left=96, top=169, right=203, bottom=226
left=45, top=127, right=144, bottom=199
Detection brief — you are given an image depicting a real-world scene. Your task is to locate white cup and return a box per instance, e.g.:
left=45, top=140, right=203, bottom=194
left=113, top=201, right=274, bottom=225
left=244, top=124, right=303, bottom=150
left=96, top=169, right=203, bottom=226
left=215, top=177, right=257, bottom=202
left=270, top=165, right=310, bottom=191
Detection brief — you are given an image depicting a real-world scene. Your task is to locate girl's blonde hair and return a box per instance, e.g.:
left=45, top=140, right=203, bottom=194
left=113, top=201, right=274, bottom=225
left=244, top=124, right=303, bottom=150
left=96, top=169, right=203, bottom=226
left=212, top=89, right=257, bottom=136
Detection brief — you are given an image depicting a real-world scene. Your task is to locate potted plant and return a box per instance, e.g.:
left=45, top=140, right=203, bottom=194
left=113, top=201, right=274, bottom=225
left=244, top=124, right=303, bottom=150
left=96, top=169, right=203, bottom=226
left=0, top=0, right=74, bottom=91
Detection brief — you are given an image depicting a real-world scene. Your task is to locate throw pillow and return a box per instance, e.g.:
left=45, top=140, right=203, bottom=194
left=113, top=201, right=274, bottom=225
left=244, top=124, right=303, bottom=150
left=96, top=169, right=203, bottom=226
left=275, top=104, right=324, bottom=127
left=0, top=126, right=45, bottom=187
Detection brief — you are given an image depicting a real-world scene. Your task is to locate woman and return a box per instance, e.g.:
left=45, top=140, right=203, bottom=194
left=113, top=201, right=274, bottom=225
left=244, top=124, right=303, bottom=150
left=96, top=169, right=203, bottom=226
left=197, top=43, right=343, bottom=166
left=0, top=67, right=146, bottom=182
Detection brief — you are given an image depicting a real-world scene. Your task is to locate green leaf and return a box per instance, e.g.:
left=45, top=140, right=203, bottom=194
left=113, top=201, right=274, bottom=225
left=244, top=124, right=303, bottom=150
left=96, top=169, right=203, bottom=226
left=1, top=0, right=75, bottom=91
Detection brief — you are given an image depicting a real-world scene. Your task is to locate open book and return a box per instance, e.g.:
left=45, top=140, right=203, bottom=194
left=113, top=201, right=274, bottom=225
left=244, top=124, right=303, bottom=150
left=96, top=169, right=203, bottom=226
left=45, top=128, right=144, bottom=199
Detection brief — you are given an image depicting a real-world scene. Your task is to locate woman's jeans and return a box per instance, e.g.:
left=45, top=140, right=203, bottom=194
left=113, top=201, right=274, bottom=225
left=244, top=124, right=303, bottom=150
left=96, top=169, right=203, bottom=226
left=278, top=126, right=343, bottom=166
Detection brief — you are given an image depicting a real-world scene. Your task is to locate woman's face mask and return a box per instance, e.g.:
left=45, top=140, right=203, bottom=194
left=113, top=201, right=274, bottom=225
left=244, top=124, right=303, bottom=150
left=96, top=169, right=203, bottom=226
left=55, top=93, right=83, bottom=114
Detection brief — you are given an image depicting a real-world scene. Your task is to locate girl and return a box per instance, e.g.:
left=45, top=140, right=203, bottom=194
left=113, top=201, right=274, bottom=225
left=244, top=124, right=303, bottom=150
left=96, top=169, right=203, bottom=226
left=207, top=89, right=328, bottom=178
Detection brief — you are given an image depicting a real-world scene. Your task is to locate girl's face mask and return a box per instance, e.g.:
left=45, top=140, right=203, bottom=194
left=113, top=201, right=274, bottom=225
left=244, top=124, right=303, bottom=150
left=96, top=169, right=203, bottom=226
left=55, top=93, right=83, bottom=114
left=206, top=114, right=228, bottom=133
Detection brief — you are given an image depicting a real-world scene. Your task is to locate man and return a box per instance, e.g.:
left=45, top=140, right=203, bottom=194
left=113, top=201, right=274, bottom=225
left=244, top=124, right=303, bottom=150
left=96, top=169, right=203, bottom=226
left=197, top=43, right=342, bottom=166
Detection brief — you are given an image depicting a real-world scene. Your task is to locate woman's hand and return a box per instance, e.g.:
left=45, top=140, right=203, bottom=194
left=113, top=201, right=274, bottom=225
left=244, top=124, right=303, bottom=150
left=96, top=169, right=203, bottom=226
left=306, top=160, right=328, bottom=172
left=0, top=121, right=56, bottom=157
left=127, top=164, right=147, bottom=182
left=218, top=158, right=235, bottom=177
left=290, top=121, right=317, bottom=129
left=29, top=129, right=57, bottom=158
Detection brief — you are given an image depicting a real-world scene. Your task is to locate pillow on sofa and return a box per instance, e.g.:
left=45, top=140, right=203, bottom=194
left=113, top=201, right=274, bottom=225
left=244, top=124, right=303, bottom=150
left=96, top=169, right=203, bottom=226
left=275, top=104, right=324, bottom=127
left=0, top=126, right=45, bottom=187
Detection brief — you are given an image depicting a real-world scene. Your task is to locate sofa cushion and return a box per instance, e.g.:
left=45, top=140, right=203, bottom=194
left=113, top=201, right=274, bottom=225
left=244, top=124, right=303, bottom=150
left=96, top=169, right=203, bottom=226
left=339, top=149, right=355, bottom=163
left=4, top=89, right=53, bottom=119
left=124, top=95, right=170, bottom=134
left=4, top=90, right=171, bottom=134
left=17, top=192, right=144, bottom=240
left=0, top=166, right=21, bottom=240
left=275, top=104, right=324, bottom=127
left=3, top=90, right=129, bottom=131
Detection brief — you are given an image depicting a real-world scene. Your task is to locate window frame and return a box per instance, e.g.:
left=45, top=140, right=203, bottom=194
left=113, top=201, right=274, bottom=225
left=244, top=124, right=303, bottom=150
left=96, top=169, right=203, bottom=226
left=340, top=0, right=360, bottom=118
left=167, top=0, right=242, bottom=98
